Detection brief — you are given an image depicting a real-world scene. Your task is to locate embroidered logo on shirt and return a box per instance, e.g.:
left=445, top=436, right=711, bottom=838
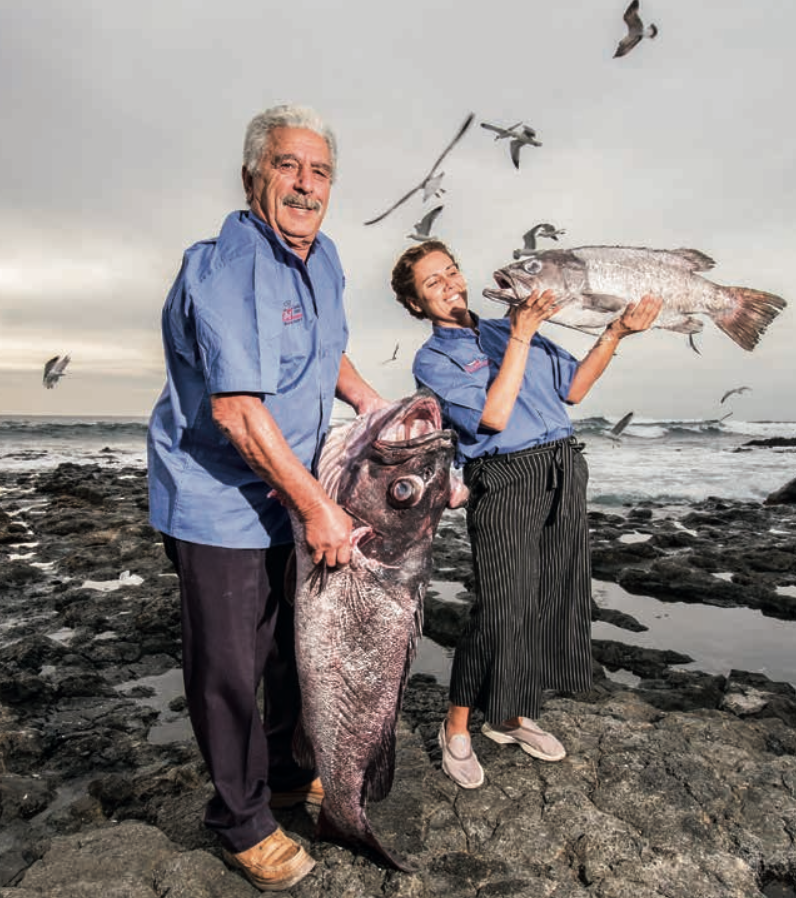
left=464, top=356, right=489, bottom=374
left=282, top=302, right=303, bottom=325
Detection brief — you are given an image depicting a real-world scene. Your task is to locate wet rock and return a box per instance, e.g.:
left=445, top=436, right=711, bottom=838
left=765, top=477, right=796, bottom=506
left=2, top=464, right=796, bottom=896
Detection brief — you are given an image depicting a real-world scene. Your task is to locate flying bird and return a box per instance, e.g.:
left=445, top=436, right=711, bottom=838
left=614, top=0, right=658, bottom=58
left=382, top=343, right=400, bottom=364
left=720, top=386, right=752, bottom=404
left=43, top=354, right=71, bottom=389
left=407, top=205, right=444, bottom=242
left=513, top=223, right=565, bottom=259
left=364, top=112, right=475, bottom=226
left=481, top=121, right=542, bottom=170
left=608, top=411, right=634, bottom=442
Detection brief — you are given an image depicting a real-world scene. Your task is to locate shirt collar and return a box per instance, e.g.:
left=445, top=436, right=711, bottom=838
left=245, top=209, right=322, bottom=263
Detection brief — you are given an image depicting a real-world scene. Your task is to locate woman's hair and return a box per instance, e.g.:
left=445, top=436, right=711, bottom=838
left=243, top=104, right=337, bottom=181
left=390, top=240, right=458, bottom=320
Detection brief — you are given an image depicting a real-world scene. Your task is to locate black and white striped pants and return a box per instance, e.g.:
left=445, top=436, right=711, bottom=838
left=451, top=436, right=593, bottom=722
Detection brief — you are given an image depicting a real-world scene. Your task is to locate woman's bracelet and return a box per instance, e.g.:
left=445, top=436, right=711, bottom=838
left=510, top=335, right=530, bottom=347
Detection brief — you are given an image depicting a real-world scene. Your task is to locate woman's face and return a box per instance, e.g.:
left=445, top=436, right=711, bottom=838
left=410, top=251, right=470, bottom=327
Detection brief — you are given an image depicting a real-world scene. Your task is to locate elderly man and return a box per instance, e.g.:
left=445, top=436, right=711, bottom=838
left=147, top=104, right=384, bottom=891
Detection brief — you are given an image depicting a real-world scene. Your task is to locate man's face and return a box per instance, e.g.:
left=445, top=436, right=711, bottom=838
left=243, top=126, right=333, bottom=259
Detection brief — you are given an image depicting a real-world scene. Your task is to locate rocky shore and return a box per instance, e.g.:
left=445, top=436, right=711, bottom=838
left=1, top=462, right=796, bottom=897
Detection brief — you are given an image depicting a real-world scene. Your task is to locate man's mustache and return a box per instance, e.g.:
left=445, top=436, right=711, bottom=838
left=282, top=194, right=322, bottom=212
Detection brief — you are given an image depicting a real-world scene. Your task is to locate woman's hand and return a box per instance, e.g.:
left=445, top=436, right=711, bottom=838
left=607, top=294, right=663, bottom=340
left=509, top=288, right=559, bottom=343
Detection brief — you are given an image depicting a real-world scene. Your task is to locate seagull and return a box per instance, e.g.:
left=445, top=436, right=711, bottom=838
left=382, top=343, right=400, bottom=364
left=364, top=112, right=475, bottom=226
left=407, top=205, right=444, bottom=242
left=613, top=0, right=658, bottom=58
left=608, top=410, right=634, bottom=442
left=720, top=386, right=752, bottom=404
left=513, top=223, right=566, bottom=259
left=43, top=354, right=70, bottom=389
left=481, top=121, right=542, bottom=170
left=509, top=127, right=543, bottom=170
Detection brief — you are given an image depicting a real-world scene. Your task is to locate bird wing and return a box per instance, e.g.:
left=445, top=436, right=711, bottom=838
left=509, top=140, right=522, bottom=169
left=53, top=354, right=71, bottom=375
left=43, top=356, right=59, bottom=380
left=480, top=122, right=506, bottom=136
left=415, top=204, right=444, bottom=234
left=426, top=112, right=475, bottom=177
left=610, top=411, right=635, bottom=436
left=364, top=183, right=422, bottom=225
left=623, top=0, right=642, bottom=30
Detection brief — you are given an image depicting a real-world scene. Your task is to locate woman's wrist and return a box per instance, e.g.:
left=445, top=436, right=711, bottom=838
left=510, top=334, right=530, bottom=346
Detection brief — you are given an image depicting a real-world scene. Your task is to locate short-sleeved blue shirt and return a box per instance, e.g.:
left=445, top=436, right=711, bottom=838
left=147, top=210, right=349, bottom=548
left=413, top=316, right=578, bottom=466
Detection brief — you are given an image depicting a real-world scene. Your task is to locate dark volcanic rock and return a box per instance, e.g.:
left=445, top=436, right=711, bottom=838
left=765, top=476, right=796, bottom=505
left=2, top=464, right=796, bottom=897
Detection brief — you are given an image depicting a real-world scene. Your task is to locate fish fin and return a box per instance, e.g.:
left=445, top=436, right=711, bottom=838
left=316, top=806, right=417, bottom=872
left=667, top=248, right=716, bottom=272
left=363, top=722, right=396, bottom=803
left=580, top=293, right=627, bottom=312
left=292, top=718, right=316, bottom=770
left=316, top=421, right=353, bottom=500
left=665, top=316, right=703, bottom=335
left=308, top=561, right=328, bottom=593
left=363, top=594, right=423, bottom=804
left=712, top=287, right=787, bottom=351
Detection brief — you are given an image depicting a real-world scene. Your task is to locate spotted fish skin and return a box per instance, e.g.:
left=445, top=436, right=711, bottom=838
left=288, top=391, right=467, bottom=871
left=483, top=245, right=787, bottom=351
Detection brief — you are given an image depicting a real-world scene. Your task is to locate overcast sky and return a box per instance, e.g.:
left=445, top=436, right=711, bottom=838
left=1, top=0, right=793, bottom=422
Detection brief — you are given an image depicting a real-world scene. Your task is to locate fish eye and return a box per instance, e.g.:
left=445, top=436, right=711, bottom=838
left=388, top=475, right=425, bottom=509
left=522, top=258, right=542, bottom=275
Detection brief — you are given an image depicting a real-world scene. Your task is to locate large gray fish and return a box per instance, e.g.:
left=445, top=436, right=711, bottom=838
left=483, top=246, right=787, bottom=351
left=288, top=392, right=468, bottom=871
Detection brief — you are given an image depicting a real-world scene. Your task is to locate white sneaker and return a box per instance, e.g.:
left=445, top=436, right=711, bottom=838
left=481, top=718, right=566, bottom=761
left=438, top=722, right=485, bottom=788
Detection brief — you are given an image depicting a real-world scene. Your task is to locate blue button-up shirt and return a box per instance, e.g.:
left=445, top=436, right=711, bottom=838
left=413, top=316, right=577, bottom=466
left=147, top=210, right=349, bottom=548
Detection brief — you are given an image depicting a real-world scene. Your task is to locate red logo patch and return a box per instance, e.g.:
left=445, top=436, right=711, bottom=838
left=464, top=357, right=489, bottom=374
left=282, top=304, right=303, bottom=324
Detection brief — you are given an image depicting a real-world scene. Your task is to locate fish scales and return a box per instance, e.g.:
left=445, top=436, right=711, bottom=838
left=287, top=391, right=467, bottom=871
left=483, top=245, right=786, bottom=350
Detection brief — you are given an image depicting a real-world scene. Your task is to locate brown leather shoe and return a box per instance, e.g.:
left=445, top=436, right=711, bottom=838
left=222, top=828, right=315, bottom=891
left=269, top=777, right=324, bottom=809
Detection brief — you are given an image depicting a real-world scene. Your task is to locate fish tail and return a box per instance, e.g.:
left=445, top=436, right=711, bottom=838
left=316, top=805, right=416, bottom=872
left=712, top=287, right=787, bottom=351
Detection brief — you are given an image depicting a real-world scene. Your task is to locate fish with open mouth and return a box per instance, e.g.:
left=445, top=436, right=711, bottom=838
left=288, top=391, right=468, bottom=871
left=483, top=245, right=787, bottom=351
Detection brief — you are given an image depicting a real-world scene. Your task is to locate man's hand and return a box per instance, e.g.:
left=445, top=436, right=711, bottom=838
left=299, top=496, right=354, bottom=567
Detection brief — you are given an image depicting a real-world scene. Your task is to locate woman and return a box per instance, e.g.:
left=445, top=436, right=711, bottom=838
left=391, top=241, right=661, bottom=788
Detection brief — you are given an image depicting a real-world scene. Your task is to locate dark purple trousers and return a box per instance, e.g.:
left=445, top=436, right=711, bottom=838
left=162, top=535, right=314, bottom=853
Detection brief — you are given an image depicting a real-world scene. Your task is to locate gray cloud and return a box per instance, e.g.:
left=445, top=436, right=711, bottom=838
left=1, top=0, right=793, bottom=419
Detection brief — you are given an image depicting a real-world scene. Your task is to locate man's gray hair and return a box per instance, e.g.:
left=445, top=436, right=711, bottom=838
left=243, top=104, right=338, bottom=181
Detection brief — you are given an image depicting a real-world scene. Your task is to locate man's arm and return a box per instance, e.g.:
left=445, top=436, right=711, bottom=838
left=210, top=394, right=352, bottom=566
left=567, top=295, right=662, bottom=403
left=335, top=353, right=389, bottom=415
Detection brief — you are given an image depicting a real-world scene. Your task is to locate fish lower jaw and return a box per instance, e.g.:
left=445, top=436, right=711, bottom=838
left=482, top=288, right=514, bottom=304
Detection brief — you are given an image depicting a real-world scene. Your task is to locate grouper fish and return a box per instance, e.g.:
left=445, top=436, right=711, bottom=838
left=483, top=245, right=787, bottom=351
left=287, top=392, right=468, bottom=871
